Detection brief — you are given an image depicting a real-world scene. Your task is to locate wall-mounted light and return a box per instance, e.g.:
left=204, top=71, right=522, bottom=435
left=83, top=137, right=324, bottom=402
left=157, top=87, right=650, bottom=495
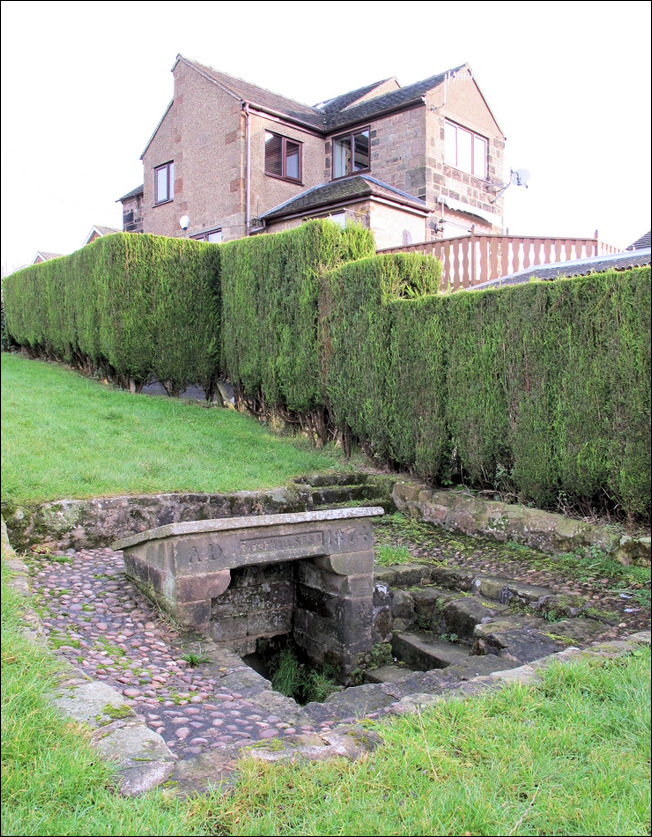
left=179, top=215, right=190, bottom=230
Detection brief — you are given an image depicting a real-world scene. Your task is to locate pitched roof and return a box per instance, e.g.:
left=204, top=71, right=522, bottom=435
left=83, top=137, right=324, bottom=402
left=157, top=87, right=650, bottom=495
left=315, top=78, right=396, bottom=113
left=472, top=248, right=650, bottom=289
left=627, top=230, right=651, bottom=250
left=176, top=57, right=323, bottom=128
left=83, top=225, right=121, bottom=246
left=117, top=184, right=144, bottom=202
left=33, top=251, right=63, bottom=263
left=176, top=55, right=465, bottom=133
left=322, top=67, right=465, bottom=131
left=260, top=174, right=428, bottom=221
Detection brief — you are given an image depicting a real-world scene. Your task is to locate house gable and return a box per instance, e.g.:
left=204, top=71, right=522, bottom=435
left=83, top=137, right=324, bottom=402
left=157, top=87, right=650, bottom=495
left=133, top=57, right=506, bottom=245
left=143, top=57, right=247, bottom=240
left=315, top=78, right=400, bottom=113
left=429, top=65, right=504, bottom=140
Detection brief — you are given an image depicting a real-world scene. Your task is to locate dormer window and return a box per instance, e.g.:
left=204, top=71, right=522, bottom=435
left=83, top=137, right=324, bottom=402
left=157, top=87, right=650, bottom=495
left=332, top=128, right=370, bottom=179
left=265, top=132, right=302, bottom=183
left=444, top=121, right=487, bottom=179
left=154, top=161, right=174, bottom=204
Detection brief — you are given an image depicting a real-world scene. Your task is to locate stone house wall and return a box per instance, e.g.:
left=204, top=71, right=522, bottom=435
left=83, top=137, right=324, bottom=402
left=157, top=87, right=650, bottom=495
left=248, top=112, right=325, bottom=223
left=142, top=62, right=245, bottom=241
left=139, top=61, right=504, bottom=244
left=122, top=193, right=143, bottom=233
left=425, top=68, right=505, bottom=233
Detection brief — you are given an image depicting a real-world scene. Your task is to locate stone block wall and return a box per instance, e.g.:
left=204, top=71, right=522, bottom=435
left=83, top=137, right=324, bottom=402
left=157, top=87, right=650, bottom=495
left=208, top=564, right=294, bottom=654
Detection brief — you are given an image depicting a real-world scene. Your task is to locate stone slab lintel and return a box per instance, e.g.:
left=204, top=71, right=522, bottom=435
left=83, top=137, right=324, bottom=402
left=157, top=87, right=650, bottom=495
left=112, top=506, right=384, bottom=551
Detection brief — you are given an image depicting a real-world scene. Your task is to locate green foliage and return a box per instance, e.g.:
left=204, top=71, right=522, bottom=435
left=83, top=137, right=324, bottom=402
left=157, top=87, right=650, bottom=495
left=325, top=266, right=651, bottom=520
left=0, top=296, right=10, bottom=351
left=3, top=234, right=221, bottom=394
left=269, top=648, right=338, bottom=705
left=220, top=219, right=374, bottom=413
left=376, top=543, right=412, bottom=566
left=322, top=253, right=441, bottom=461
left=3, top=221, right=649, bottom=519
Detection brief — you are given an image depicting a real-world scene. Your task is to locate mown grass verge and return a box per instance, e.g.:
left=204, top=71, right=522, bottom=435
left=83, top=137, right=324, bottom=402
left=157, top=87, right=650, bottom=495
left=1, top=353, right=349, bottom=505
left=0, top=558, right=207, bottom=837
left=201, top=648, right=651, bottom=836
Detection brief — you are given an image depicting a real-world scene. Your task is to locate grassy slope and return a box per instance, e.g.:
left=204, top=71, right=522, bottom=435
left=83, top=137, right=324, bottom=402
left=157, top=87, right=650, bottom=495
left=1, top=353, right=346, bottom=504
left=1, top=353, right=650, bottom=835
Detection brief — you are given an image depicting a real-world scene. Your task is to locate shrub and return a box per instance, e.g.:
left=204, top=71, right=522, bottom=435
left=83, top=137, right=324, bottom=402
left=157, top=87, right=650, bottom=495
left=324, top=265, right=650, bottom=520
left=220, top=219, right=374, bottom=417
left=3, top=234, right=221, bottom=395
left=321, top=253, right=441, bottom=459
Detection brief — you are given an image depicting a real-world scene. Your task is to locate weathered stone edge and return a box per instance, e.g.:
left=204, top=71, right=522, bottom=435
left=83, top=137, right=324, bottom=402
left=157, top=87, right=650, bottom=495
left=1, top=517, right=175, bottom=797
left=113, top=506, right=385, bottom=550
left=1, top=473, right=396, bottom=553
left=392, top=478, right=651, bottom=566
left=244, top=629, right=651, bottom=765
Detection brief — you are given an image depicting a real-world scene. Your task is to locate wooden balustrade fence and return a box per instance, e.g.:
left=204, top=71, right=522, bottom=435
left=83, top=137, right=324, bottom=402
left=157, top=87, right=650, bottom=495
left=379, top=234, right=622, bottom=291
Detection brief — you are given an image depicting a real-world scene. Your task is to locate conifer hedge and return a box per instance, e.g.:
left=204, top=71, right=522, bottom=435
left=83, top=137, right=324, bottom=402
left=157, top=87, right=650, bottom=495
left=220, top=220, right=374, bottom=415
left=3, top=234, right=220, bottom=394
left=324, top=264, right=651, bottom=519
left=4, top=220, right=650, bottom=519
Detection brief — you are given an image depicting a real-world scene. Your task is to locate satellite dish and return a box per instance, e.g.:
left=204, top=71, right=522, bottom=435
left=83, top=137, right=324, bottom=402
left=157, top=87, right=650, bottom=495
left=511, top=169, right=530, bottom=188
left=179, top=215, right=190, bottom=230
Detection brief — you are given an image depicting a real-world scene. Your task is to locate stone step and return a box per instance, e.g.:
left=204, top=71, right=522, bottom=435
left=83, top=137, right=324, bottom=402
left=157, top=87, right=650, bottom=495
left=436, top=594, right=509, bottom=638
left=469, top=575, right=553, bottom=607
left=363, top=664, right=417, bottom=685
left=375, top=564, right=437, bottom=588
left=472, top=613, right=609, bottom=663
left=444, top=655, right=522, bottom=680
left=311, top=484, right=386, bottom=506
left=392, top=631, right=471, bottom=671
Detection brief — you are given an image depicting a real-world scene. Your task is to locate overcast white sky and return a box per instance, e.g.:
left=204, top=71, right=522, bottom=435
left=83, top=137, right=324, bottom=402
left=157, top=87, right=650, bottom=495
left=1, top=0, right=650, bottom=273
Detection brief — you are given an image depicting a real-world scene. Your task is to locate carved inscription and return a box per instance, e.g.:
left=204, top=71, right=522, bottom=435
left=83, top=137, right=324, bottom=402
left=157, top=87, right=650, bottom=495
left=323, top=526, right=372, bottom=552
left=240, top=531, right=323, bottom=556
left=187, top=541, right=223, bottom=564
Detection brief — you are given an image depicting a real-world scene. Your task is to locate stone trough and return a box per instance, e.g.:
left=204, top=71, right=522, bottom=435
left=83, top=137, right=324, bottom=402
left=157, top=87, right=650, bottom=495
left=113, top=507, right=384, bottom=681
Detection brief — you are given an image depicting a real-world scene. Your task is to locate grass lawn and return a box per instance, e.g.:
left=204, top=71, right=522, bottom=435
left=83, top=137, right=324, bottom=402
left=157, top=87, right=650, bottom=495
left=208, top=648, right=651, bottom=836
left=1, top=352, right=650, bottom=835
left=1, top=353, right=349, bottom=505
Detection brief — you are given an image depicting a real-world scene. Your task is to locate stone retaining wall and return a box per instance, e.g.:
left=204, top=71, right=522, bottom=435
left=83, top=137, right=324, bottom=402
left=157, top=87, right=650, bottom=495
left=3, top=474, right=649, bottom=566
left=392, top=479, right=651, bottom=567
left=1, top=473, right=394, bottom=554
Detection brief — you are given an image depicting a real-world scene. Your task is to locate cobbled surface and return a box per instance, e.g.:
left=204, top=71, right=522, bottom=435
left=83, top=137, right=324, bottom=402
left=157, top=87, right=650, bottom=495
left=29, top=548, right=326, bottom=761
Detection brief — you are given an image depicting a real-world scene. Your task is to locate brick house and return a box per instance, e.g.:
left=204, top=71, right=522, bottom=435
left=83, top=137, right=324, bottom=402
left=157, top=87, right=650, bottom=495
left=83, top=224, right=121, bottom=246
left=119, top=55, right=506, bottom=249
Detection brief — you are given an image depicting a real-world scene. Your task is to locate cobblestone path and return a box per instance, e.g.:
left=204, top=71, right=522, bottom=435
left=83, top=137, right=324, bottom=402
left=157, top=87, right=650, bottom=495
left=29, top=548, right=325, bottom=761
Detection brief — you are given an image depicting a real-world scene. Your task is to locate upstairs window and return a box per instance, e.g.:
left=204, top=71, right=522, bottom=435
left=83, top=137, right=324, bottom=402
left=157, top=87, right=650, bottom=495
left=192, top=228, right=222, bottom=243
left=444, top=121, right=487, bottom=179
left=332, top=128, right=370, bottom=178
left=265, top=132, right=302, bottom=182
left=154, top=161, right=174, bottom=204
